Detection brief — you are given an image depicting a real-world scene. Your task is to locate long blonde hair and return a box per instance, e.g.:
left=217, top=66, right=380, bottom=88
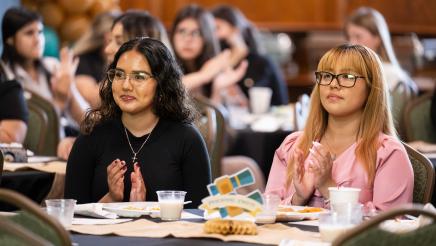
left=344, top=7, right=416, bottom=92
left=286, top=44, right=396, bottom=188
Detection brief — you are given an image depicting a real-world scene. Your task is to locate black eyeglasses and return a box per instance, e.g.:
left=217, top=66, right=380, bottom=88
left=315, top=71, right=365, bottom=88
left=107, top=69, right=154, bottom=85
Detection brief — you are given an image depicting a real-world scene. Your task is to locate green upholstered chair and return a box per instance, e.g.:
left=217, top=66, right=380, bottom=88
left=403, top=92, right=436, bottom=143
left=391, top=82, right=416, bottom=140
left=23, top=91, right=60, bottom=156
left=0, top=188, right=71, bottom=246
left=402, top=142, right=435, bottom=204
left=333, top=205, right=436, bottom=246
left=193, top=96, right=227, bottom=180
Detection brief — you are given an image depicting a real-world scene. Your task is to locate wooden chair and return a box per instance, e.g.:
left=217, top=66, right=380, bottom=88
left=403, top=142, right=435, bottom=204
left=194, top=96, right=227, bottom=180
left=402, top=92, right=436, bottom=143
left=0, top=188, right=71, bottom=245
left=333, top=205, right=436, bottom=246
left=23, top=91, right=60, bottom=156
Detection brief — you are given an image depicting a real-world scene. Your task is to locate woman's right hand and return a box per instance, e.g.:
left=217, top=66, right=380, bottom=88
left=106, top=159, right=126, bottom=201
left=291, top=149, right=315, bottom=204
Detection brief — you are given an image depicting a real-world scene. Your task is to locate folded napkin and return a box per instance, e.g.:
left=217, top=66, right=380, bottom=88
left=75, top=203, right=118, bottom=219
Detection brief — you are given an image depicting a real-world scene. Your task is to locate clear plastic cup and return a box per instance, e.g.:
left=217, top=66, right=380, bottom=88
left=45, top=199, right=76, bottom=228
left=255, top=194, right=281, bottom=224
left=318, top=212, right=358, bottom=242
left=156, top=190, right=186, bottom=221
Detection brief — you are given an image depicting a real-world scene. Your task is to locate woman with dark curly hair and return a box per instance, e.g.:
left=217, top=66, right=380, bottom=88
left=64, top=38, right=211, bottom=207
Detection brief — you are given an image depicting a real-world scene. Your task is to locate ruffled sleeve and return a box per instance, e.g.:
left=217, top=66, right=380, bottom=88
left=369, top=135, right=414, bottom=211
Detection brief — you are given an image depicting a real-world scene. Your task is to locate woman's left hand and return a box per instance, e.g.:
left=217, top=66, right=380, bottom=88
left=307, top=142, right=336, bottom=194
left=130, top=163, right=146, bottom=201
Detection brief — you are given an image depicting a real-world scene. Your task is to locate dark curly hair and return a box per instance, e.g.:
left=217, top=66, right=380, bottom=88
left=81, top=37, right=197, bottom=134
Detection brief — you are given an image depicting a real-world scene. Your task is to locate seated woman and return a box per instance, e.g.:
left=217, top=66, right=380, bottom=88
left=265, top=44, right=413, bottom=211
left=58, top=10, right=173, bottom=159
left=211, top=5, right=289, bottom=106
left=1, top=7, right=85, bottom=133
left=0, top=67, right=28, bottom=143
left=64, top=38, right=211, bottom=208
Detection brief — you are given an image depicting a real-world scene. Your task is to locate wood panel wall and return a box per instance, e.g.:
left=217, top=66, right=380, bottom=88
left=120, top=0, right=436, bottom=35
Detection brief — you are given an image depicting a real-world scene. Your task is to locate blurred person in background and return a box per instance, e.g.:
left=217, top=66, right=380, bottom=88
left=211, top=5, right=289, bottom=106
left=170, top=4, right=247, bottom=104
left=73, top=11, right=120, bottom=109
left=344, top=7, right=417, bottom=93
left=0, top=7, right=87, bottom=137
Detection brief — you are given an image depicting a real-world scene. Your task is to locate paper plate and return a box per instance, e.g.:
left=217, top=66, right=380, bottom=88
left=276, top=205, right=328, bottom=221
left=103, top=202, right=160, bottom=218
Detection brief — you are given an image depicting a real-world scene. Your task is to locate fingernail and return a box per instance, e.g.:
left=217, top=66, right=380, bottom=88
left=309, top=148, right=316, bottom=155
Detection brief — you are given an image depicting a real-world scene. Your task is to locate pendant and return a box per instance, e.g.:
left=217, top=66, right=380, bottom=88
left=132, top=153, right=137, bottom=164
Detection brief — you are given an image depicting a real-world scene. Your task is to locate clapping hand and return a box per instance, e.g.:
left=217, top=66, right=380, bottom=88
left=307, top=141, right=335, bottom=194
left=51, top=47, right=79, bottom=109
left=291, top=148, right=316, bottom=204
left=106, top=159, right=126, bottom=201
left=130, top=163, right=146, bottom=201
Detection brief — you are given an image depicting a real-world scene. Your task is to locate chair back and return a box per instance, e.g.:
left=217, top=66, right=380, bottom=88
left=391, top=82, right=417, bottom=140
left=403, top=92, right=436, bottom=142
left=403, top=142, right=435, bottom=204
left=0, top=188, right=71, bottom=245
left=23, top=91, right=60, bottom=156
left=194, top=96, right=227, bottom=180
left=333, top=205, right=436, bottom=246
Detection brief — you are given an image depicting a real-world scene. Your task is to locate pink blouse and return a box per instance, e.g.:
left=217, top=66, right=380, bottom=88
left=265, top=132, right=414, bottom=211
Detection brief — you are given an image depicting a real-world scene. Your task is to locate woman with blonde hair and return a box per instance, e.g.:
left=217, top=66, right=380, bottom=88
left=345, top=7, right=417, bottom=93
left=265, top=44, right=413, bottom=211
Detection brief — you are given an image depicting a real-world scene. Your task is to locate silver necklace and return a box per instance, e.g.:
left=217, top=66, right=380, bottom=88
left=124, top=127, right=152, bottom=164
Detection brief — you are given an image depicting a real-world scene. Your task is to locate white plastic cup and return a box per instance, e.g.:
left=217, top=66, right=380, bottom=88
left=255, top=194, right=281, bottom=224
left=45, top=199, right=76, bottom=228
left=248, top=87, right=272, bottom=114
left=156, top=190, right=186, bottom=221
left=328, top=187, right=360, bottom=206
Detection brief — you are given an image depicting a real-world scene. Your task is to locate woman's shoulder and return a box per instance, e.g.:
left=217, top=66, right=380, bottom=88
left=84, top=119, right=119, bottom=138
left=165, top=120, right=199, bottom=136
left=276, top=131, right=303, bottom=156
left=376, top=133, right=409, bottom=164
left=377, top=134, right=405, bottom=152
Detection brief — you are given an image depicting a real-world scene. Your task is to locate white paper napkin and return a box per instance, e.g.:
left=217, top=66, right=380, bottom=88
left=75, top=203, right=118, bottom=219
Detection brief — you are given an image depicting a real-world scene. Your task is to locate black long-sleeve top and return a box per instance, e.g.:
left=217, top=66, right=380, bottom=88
left=64, top=118, right=211, bottom=208
left=0, top=79, right=28, bottom=123
left=238, top=52, right=289, bottom=106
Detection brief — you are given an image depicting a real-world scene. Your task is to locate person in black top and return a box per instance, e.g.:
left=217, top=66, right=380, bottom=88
left=64, top=38, right=211, bottom=207
left=211, top=5, right=289, bottom=106
left=0, top=66, right=28, bottom=143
